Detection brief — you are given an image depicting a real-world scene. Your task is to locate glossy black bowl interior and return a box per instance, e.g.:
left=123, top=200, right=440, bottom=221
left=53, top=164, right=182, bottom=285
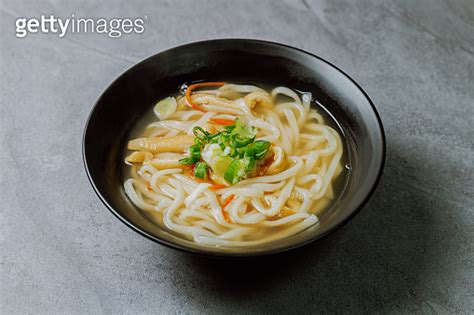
left=83, top=39, right=385, bottom=257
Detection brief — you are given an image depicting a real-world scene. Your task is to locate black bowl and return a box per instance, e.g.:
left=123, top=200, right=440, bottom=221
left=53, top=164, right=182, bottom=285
left=83, top=39, right=385, bottom=257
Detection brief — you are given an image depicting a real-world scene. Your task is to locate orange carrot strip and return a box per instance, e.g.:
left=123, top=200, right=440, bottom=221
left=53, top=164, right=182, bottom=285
left=185, top=81, right=226, bottom=112
left=222, top=194, right=235, bottom=209
left=222, top=210, right=232, bottom=224
left=209, top=118, right=235, bottom=126
left=216, top=194, right=234, bottom=223
left=210, top=184, right=227, bottom=190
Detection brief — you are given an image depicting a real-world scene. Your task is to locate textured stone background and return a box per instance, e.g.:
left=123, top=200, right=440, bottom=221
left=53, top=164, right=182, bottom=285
left=1, top=0, right=473, bottom=313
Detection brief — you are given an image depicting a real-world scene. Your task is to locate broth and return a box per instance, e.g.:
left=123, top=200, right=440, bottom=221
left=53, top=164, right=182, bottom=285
left=122, top=82, right=351, bottom=247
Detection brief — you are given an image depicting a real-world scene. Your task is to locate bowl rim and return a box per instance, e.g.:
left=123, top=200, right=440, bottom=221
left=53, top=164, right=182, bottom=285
left=82, top=38, right=386, bottom=258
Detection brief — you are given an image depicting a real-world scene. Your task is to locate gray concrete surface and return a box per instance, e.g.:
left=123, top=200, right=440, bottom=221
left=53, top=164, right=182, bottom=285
left=1, top=0, right=473, bottom=313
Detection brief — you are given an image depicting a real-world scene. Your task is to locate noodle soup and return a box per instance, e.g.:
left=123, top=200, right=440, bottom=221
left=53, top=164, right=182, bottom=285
left=123, top=82, right=349, bottom=247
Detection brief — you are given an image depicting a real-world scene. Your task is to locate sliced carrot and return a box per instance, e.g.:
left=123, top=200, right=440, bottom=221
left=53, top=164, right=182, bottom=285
left=210, top=184, right=227, bottom=190
left=209, top=118, right=235, bottom=126
left=216, top=194, right=234, bottom=224
left=222, top=210, right=232, bottom=224
left=185, top=81, right=226, bottom=112
left=222, top=194, right=235, bottom=209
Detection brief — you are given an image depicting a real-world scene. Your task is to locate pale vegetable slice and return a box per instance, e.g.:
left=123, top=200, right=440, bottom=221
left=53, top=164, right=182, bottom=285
left=143, top=153, right=187, bottom=170
left=153, top=96, right=177, bottom=120
left=211, top=156, right=233, bottom=178
left=125, top=150, right=186, bottom=169
left=128, top=135, right=194, bottom=153
left=125, top=151, right=153, bottom=164
left=201, top=143, right=233, bottom=180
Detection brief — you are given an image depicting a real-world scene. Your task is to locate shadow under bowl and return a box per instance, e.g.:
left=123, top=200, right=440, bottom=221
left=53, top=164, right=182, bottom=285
left=83, top=39, right=385, bottom=257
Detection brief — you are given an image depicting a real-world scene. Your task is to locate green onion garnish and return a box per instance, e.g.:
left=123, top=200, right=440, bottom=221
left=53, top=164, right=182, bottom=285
left=251, top=140, right=271, bottom=160
left=193, top=126, right=210, bottom=143
left=179, top=143, right=202, bottom=165
left=246, top=156, right=256, bottom=171
left=224, top=160, right=243, bottom=184
left=178, top=157, right=195, bottom=165
left=181, top=118, right=271, bottom=184
left=189, top=144, right=202, bottom=160
left=194, top=162, right=208, bottom=179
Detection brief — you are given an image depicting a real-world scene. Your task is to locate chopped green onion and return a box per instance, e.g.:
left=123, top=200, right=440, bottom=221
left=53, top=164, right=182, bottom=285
left=189, top=143, right=202, bottom=160
left=153, top=97, right=177, bottom=120
left=246, top=156, right=256, bottom=171
left=179, top=143, right=202, bottom=165
left=252, top=140, right=271, bottom=160
left=232, top=119, right=256, bottom=139
left=179, top=157, right=194, bottom=165
left=242, top=140, right=270, bottom=160
left=182, top=118, right=272, bottom=184
left=224, top=124, right=236, bottom=132
left=224, top=160, right=243, bottom=184
left=194, top=162, right=208, bottom=179
left=234, top=136, right=255, bottom=148
left=229, top=148, right=239, bottom=158
left=193, top=126, right=210, bottom=143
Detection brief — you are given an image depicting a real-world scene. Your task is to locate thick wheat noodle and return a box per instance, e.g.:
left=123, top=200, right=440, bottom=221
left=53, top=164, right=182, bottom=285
left=263, top=109, right=293, bottom=154
left=123, top=83, right=344, bottom=247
